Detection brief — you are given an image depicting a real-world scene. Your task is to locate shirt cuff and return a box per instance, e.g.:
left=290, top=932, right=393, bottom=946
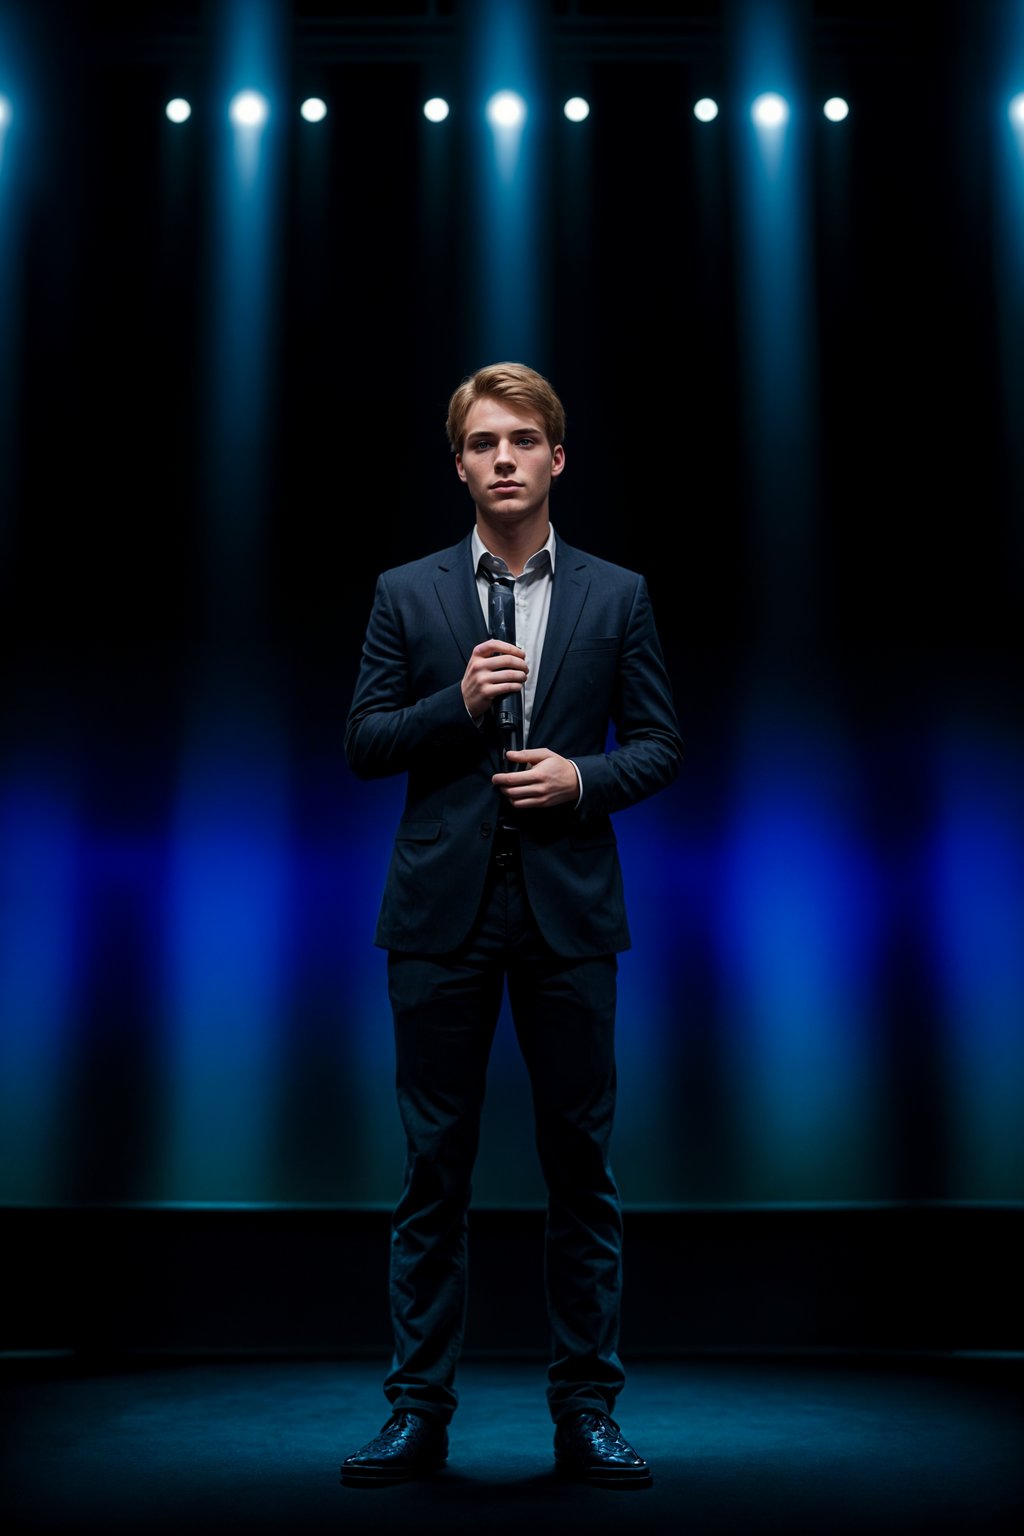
left=569, top=759, right=583, bottom=808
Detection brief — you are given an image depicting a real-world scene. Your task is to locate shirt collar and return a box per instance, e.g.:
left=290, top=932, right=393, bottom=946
left=473, top=523, right=557, bottom=578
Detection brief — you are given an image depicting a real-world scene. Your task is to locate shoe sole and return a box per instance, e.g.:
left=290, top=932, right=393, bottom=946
left=340, top=1458, right=447, bottom=1487
left=555, top=1461, right=653, bottom=1489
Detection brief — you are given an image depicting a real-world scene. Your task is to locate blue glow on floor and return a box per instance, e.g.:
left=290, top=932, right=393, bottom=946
left=0, top=770, right=78, bottom=1201
left=930, top=723, right=1024, bottom=1197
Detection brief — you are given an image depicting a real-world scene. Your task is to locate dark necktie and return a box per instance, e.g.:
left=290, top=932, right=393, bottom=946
left=486, top=570, right=524, bottom=766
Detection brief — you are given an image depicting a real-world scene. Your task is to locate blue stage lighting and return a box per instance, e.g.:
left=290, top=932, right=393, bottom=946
left=752, top=92, right=788, bottom=127
left=161, top=715, right=289, bottom=1199
left=1011, top=92, right=1024, bottom=129
left=563, top=96, right=590, bottom=122
left=165, top=97, right=191, bottom=124
left=300, top=96, right=326, bottom=123
left=423, top=96, right=450, bottom=123
left=0, top=95, right=10, bottom=127
left=0, top=776, right=78, bottom=1203
left=230, top=89, right=268, bottom=129
left=203, top=0, right=285, bottom=581
left=733, top=0, right=816, bottom=624
left=716, top=713, right=880, bottom=1200
left=463, top=0, right=543, bottom=381
left=486, top=89, right=526, bottom=130
left=694, top=97, right=719, bottom=122
left=930, top=727, right=1024, bottom=1198
left=823, top=96, right=849, bottom=122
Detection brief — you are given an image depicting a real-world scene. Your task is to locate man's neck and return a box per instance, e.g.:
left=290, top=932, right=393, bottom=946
left=476, top=512, right=550, bottom=577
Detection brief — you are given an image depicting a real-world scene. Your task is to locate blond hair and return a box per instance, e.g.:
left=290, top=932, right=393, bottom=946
left=446, top=361, right=566, bottom=454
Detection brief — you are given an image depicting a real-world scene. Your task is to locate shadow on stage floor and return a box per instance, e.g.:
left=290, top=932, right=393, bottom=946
left=2, top=1351, right=1022, bottom=1536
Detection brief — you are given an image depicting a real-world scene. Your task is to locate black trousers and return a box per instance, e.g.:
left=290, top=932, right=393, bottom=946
left=383, top=842, right=624, bottom=1424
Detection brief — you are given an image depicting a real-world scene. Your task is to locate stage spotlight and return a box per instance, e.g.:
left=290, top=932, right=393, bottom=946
left=300, top=97, right=326, bottom=123
left=165, top=97, right=191, bottom=124
left=423, top=96, right=450, bottom=123
left=694, top=97, right=719, bottom=122
left=752, top=92, right=788, bottom=128
left=0, top=95, right=11, bottom=127
left=230, top=90, right=268, bottom=129
left=563, top=96, right=590, bottom=122
left=1011, top=92, right=1024, bottom=128
left=486, top=89, right=526, bottom=130
left=823, top=96, right=849, bottom=122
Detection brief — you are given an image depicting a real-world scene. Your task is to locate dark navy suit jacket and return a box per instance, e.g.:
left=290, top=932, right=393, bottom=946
left=344, top=531, right=683, bottom=957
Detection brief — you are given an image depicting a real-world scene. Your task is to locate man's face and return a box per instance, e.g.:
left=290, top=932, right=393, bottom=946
left=455, top=395, right=565, bottom=528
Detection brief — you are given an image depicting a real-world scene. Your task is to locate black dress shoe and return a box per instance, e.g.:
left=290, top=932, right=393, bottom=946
left=554, top=1410, right=653, bottom=1488
left=340, top=1410, right=449, bottom=1485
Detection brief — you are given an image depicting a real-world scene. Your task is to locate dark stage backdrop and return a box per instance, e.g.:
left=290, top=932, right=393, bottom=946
left=0, top=0, right=1021, bottom=1209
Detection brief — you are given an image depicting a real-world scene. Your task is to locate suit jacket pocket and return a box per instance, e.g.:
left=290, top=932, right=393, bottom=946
left=568, top=824, right=618, bottom=851
left=395, top=821, right=443, bottom=844
left=561, top=637, right=620, bottom=703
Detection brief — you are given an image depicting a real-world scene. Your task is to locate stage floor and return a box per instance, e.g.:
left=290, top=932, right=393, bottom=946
left=2, top=1352, right=1022, bottom=1535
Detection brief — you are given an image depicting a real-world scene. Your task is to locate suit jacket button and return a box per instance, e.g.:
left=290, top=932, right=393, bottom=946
left=480, top=822, right=492, bottom=836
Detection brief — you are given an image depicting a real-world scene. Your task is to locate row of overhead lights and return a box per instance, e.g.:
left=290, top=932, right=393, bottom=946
left=162, top=90, right=859, bottom=129
left=4, top=91, right=1024, bottom=133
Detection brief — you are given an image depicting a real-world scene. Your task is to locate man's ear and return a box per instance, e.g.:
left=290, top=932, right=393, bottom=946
left=550, top=445, right=566, bottom=479
left=455, top=453, right=467, bottom=483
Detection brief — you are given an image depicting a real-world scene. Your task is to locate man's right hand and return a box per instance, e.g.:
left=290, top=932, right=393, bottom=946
left=461, top=640, right=528, bottom=721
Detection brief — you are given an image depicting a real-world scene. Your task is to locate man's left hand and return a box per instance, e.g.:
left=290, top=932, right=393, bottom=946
left=492, top=749, right=579, bottom=809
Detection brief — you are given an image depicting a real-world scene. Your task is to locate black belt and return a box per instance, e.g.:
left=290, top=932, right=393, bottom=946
left=492, top=825, right=520, bottom=867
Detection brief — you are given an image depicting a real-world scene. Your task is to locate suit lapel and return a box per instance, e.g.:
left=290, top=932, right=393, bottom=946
left=529, top=543, right=590, bottom=735
left=433, top=534, right=504, bottom=771
left=433, top=534, right=488, bottom=661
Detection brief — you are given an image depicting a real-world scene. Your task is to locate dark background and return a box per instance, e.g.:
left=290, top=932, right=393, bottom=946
left=0, top=0, right=1022, bottom=1211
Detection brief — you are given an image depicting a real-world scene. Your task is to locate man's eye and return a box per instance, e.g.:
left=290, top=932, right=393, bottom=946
left=517, top=437, right=536, bottom=447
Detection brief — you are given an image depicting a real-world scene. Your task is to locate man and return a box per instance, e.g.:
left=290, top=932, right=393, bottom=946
left=341, top=362, right=683, bottom=1489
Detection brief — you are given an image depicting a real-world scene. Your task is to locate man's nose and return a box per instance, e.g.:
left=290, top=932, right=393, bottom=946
left=495, top=438, right=516, bottom=467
